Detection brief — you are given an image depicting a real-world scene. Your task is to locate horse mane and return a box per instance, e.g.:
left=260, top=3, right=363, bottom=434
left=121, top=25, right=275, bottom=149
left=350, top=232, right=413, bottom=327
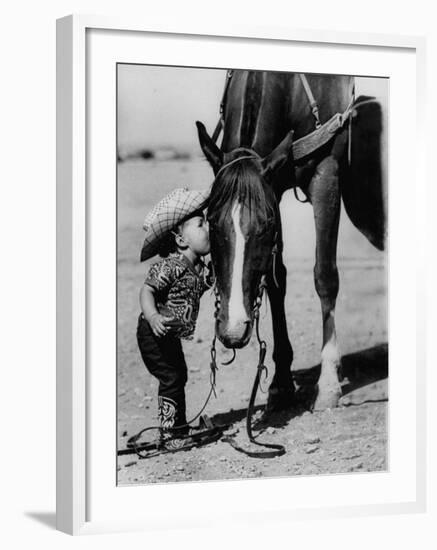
left=207, top=157, right=275, bottom=227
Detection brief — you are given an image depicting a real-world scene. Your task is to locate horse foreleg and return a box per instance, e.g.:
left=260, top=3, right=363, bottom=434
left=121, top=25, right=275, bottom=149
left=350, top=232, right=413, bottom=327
left=266, top=251, right=296, bottom=411
left=308, top=156, right=342, bottom=410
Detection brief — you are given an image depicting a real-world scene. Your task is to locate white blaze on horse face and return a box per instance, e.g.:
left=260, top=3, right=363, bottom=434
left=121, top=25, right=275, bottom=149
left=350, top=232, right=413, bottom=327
left=227, top=201, right=248, bottom=333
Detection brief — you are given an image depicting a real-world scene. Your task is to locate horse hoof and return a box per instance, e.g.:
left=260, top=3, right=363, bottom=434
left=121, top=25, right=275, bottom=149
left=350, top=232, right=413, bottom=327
left=266, top=386, right=296, bottom=412
left=313, top=387, right=342, bottom=411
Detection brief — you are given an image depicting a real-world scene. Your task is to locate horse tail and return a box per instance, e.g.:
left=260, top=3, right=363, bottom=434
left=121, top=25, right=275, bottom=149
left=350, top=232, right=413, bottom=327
left=338, top=95, right=387, bottom=251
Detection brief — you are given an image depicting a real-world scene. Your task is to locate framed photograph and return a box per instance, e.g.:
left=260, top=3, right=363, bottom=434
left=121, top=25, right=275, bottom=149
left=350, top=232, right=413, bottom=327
left=56, top=15, right=426, bottom=535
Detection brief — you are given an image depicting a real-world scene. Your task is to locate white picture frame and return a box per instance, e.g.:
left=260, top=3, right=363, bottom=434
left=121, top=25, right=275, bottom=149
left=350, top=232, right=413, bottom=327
left=56, top=14, right=427, bottom=535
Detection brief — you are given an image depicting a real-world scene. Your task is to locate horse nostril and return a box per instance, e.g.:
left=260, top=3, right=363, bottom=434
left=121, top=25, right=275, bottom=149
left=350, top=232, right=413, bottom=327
left=242, top=321, right=252, bottom=341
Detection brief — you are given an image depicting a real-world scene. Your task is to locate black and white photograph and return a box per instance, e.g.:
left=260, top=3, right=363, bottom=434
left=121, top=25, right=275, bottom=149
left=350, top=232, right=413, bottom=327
left=116, top=64, right=388, bottom=484
left=2, top=0, right=434, bottom=542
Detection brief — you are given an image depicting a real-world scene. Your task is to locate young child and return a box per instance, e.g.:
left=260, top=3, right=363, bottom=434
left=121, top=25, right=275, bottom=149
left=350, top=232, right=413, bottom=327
left=137, top=188, right=211, bottom=449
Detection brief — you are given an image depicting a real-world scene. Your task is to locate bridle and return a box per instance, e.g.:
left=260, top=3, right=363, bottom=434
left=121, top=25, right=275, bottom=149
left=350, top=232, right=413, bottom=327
left=208, top=153, right=285, bottom=457
left=209, top=272, right=285, bottom=458
left=212, top=147, right=281, bottom=289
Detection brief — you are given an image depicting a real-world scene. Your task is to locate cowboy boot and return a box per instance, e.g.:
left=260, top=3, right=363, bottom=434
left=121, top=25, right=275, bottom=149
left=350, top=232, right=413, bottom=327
left=158, top=396, right=189, bottom=450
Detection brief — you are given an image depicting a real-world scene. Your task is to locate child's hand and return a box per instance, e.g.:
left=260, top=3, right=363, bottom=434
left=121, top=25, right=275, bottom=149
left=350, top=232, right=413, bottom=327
left=149, top=313, right=173, bottom=337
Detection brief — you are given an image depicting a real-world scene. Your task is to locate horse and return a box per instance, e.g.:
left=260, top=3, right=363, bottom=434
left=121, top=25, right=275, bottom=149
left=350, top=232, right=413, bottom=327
left=196, top=70, right=385, bottom=411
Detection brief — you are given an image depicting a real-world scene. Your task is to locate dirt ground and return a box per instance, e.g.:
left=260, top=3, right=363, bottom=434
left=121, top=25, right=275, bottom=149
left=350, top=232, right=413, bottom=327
left=116, top=158, right=388, bottom=485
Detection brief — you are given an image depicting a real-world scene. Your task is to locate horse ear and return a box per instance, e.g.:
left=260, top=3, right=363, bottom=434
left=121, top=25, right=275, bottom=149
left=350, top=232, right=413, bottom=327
left=196, top=121, right=223, bottom=175
left=261, top=130, right=294, bottom=180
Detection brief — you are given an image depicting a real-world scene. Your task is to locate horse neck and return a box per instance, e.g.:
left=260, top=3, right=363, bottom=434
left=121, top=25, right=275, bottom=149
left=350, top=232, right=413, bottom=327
left=222, top=71, right=355, bottom=147
left=221, top=70, right=289, bottom=156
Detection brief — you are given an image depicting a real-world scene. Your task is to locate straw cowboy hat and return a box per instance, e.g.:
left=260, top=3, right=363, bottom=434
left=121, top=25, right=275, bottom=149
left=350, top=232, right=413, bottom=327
left=140, top=187, right=209, bottom=262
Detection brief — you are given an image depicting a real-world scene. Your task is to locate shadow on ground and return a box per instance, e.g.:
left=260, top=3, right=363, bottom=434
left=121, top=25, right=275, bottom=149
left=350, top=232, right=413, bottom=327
left=293, top=343, right=388, bottom=393
left=209, top=404, right=264, bottom=427
left=209, top=343, right=388, bottom=430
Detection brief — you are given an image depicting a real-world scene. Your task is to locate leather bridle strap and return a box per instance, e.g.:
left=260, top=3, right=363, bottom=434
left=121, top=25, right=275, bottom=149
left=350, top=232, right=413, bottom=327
left=220, top=276, right=286, bottom=459
left=212, top=69, right=234, bottom=143
left=299, top=74, right=322, bottom=129
left=215, top=154, right=260, bottom=178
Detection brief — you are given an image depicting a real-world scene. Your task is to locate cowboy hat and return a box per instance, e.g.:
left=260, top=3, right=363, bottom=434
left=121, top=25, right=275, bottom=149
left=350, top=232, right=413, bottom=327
left=140, top=187, right=209, bottom=262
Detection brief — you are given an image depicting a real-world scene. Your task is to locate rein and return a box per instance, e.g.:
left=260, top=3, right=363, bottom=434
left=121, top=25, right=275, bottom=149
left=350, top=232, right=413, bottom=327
left=244, top=280, right=286, bottom=457
left=211, top=272, right=286, bottom=459
left=125, top=373, right=219, bottom=459
left=212, top=69, right=233, bottom=143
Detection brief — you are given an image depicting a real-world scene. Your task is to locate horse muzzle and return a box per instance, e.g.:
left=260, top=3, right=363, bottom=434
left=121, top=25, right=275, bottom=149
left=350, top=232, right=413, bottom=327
left=216, top=317, right=253, bottom=349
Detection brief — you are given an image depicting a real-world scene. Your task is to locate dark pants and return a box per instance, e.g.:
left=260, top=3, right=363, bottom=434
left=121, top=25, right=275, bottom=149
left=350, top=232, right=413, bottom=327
left=136, top=313, right=187, bottom=430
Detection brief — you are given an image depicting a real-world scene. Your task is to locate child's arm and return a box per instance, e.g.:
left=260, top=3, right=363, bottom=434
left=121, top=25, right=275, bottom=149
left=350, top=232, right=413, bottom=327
left=139, top=284, right=170, bottom=338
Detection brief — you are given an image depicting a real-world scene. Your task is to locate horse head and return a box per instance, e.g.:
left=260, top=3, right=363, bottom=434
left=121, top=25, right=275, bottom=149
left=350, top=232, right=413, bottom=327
left=196, top=121, right=294, bottom=349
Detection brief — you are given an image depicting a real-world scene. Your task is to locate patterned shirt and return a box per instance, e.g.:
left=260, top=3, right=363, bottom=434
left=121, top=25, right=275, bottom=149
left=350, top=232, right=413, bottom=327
left=144, top=253, right=211, bottom=339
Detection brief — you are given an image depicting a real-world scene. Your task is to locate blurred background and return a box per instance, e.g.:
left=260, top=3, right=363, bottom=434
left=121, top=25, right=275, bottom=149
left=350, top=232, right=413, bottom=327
left=118, top=64, right=388, bottom=160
